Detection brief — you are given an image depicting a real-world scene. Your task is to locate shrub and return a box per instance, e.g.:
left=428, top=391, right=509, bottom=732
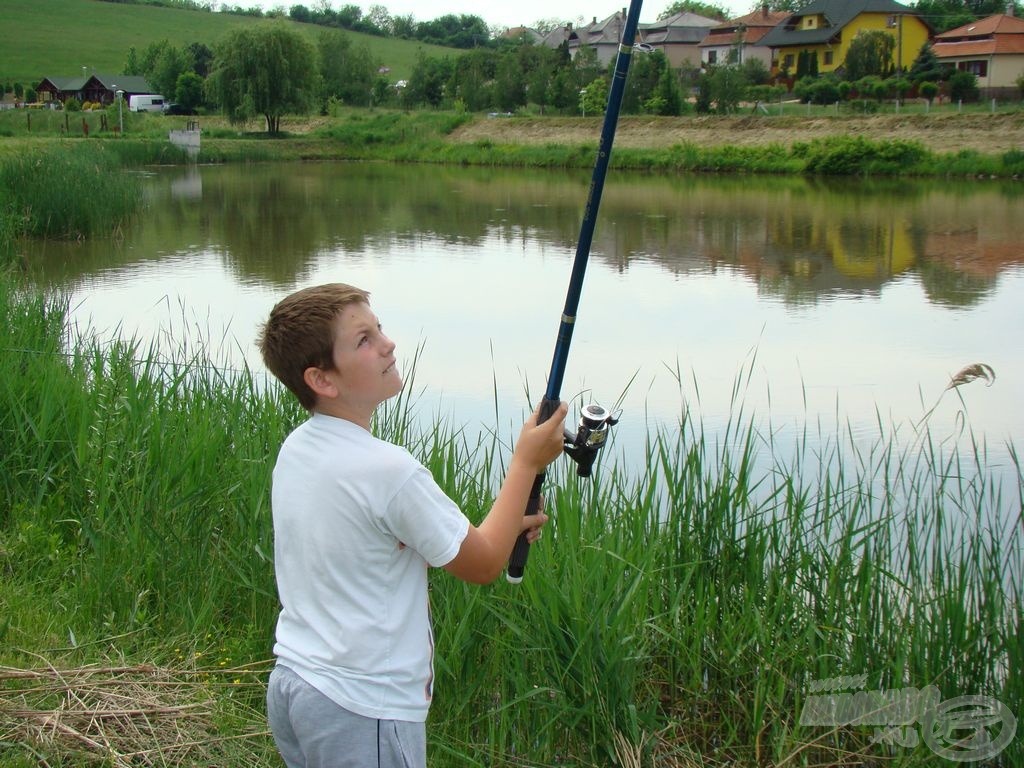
left=808, top=76, right=841, bottom=105
left=802, top=135, right=929, bottom=175
left=948, top=70, right=979, bottom=102
left=1002, top=148, right=1024, bottom=175
left=64, top=98, right=82, bottom=112
left=919, top=81, right=939, bottom=103
left=793, top=75, right=815, bottom=103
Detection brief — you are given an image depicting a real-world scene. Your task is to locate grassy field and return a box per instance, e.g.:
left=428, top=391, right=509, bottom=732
left=0, top=0, right=460, bottom=88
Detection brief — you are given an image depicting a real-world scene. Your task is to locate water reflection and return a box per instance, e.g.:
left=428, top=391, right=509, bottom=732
left=21, top=163, right=1024, bottom=503
left=30, top=164, right=1021, bottom=306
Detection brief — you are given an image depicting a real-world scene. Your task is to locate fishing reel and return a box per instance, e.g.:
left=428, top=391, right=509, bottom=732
left=563, top=403, right=620, bottom=477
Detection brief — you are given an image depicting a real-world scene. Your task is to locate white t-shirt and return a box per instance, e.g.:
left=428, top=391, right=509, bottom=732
left=270, top=412, right=470, bottom=722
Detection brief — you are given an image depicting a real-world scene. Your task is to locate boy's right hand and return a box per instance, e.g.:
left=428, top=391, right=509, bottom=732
left=515, top=400, right=569, bottom=472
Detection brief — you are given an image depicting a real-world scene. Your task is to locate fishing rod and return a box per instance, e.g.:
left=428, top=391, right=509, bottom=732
left=507, top=0, right=645, bottom=584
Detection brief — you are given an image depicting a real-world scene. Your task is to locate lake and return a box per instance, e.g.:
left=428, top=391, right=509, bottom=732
left=24, top=161, right=1024, bottom=516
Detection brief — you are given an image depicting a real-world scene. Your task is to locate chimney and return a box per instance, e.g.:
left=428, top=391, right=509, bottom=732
left=762, top=3, right=770, bottom=18
left=1007, top=2, right=1014, bottom=16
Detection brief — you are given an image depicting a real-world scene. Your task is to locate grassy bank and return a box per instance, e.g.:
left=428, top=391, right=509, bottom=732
left=1, top=0, right=455, bottom=86
left=1, top=269, right=1019, bottom=767
left=3, top=108, right=1024, bottom=179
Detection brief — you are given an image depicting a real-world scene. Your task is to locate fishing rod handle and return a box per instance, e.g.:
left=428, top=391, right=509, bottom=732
left=505, top=473, right=544, bottom=584
left=506, top=396, right=562, bottom=584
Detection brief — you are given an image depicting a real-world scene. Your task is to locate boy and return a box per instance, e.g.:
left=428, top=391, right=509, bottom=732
left=258, top=283, right=567, bottom=768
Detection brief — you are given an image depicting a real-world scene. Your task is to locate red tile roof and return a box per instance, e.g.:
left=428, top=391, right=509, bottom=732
left=933, top=13, right=1024, bottom=58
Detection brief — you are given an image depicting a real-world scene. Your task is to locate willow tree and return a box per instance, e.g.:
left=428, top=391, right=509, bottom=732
left=206, top=24, right=317, bottom=133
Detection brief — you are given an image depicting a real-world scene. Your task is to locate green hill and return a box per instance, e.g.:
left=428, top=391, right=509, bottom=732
left=1, top=0, right=461, bottom=89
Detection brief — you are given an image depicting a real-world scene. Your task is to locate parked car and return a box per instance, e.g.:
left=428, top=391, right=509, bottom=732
left=161, top=102, right=195, bottom=116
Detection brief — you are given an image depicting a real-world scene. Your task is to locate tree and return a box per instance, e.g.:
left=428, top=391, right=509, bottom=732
left=648, top=67, right=685, bottom=115
left=318, top=30, right=379, bottom=107
left=141, top=40, right=190, bottom=99
left=580, top=77, right=608, bottom=116
left=908, top=43, right=944, bottom=84
left=658, top=1, right=729, bottom=20
left=448, top=49, right=498, bottom=111
left=124, top=47, right=142, bottom=76
left=206, top=24, right=318, bottom=133
left=843, top=29, right=896, bottom=81
left=406, top=52, right=452, bottom=107
left=416, top=14, right=490, bottom=48
left=185, top=43, right=214, bottom=78
left=708, top=65, right=746, bottom=113
left=796, top=49, right=818, bottom=79
left=494, top=54, right=527, bottom=111
left=174, top=71, right=204, bottom=113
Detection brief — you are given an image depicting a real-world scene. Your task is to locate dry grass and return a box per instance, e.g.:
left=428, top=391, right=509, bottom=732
left=0, top=657, right=273, bottom=767
left=449, top=113, right=1024, bottom=154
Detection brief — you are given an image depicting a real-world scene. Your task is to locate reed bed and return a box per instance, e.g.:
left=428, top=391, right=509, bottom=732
left=1, top=271, right=1019, bottom=767
left=0, top=143, right=142, bottom=241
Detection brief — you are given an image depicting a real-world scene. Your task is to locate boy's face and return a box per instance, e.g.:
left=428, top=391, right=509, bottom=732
left=320, top=301, right=402, bottom=416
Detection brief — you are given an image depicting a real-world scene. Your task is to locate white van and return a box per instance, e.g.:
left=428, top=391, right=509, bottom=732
left=128, top=94, right=166, bottom=113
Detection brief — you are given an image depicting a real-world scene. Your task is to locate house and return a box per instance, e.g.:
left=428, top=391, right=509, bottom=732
left=758, top=0, right=931, bottom=78
left=550, top=9, right=718, bottom=68
left=699, top=6, right=791, bottom=69
left=639, top=11, right=721, bottom=68
left=501, top=26, right=545, bottom=44
left=35, top=73, right=154, bottom=107
left=931, top=11, right=1024, bottom=97
left=568, top=10, right=632, bottom=65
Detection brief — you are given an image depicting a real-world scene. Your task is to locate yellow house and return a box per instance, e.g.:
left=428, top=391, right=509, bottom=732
left=759, top=0, right=931, bottom=77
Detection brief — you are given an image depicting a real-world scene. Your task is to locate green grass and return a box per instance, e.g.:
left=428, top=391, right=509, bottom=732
left=0, top=0, right=461, bottom=88
left=0, top=269, right=1019, bottom=767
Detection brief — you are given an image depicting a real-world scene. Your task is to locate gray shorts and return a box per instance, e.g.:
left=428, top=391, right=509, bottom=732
left=266, top=664, right=427, bottom=768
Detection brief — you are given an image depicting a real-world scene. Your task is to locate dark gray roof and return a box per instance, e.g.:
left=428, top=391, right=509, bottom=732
left=38, top=73, right=153, bottom=94
left=759, top=0, right=914, bottom=47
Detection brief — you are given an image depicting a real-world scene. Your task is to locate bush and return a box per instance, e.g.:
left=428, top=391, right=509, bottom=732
left=64, top=98, right=82, bottom=112
left=919, top=81, right=939, bottom=102
left=808, top=77, right=841, bottom=105
left=1002, top=148, right=1024, bottom=175
left=793, top=76, right=815, bottom=103
left=802, top=135, right=929, bottom=175
left=948, top=70, right=979, bottom=102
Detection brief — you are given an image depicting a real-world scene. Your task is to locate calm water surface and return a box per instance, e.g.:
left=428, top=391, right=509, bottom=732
left=25, top=162, right=1024, bottom=508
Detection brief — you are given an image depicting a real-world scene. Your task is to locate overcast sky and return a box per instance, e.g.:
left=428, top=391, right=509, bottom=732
left=232, top=0, right=757, bottom=31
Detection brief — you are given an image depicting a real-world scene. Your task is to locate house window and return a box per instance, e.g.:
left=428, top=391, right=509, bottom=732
left=783, top=54, right=795, bottom=70
left=958, top=60, right=987, bottom=77
left=708, top=50, right=717, bottom=64
left=824, top=51, right=833, bottom=66
left=805, top=17, right=815, bottom=28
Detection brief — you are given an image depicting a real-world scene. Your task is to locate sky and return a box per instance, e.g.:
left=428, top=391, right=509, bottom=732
left=232, top=0, right=756, bottom=31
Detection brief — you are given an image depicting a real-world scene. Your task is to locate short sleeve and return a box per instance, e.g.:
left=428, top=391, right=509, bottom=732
left=383, top=464, right=470, bottom=568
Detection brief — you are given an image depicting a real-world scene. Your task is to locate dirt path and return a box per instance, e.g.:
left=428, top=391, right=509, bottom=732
left=449, top=112, right=1024, bottom=155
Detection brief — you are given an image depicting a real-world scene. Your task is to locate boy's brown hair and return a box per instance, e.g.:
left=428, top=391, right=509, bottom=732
left=258, top=283, right=370, bottom=410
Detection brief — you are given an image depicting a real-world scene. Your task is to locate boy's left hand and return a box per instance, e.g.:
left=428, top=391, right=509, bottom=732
left=523, top=495, right=549, bottom=543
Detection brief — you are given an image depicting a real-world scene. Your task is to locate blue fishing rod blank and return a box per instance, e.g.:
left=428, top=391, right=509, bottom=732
left=507, top=0, right=644, bottom=583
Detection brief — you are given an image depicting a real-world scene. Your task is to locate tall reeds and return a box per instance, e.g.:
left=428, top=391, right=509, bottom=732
left=0, top=143, right=141, bottom=240
left=1, top=271, right=1019, bottom=767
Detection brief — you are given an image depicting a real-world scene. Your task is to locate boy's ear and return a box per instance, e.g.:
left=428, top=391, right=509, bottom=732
left=303, top=365, right=339, bottom=400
